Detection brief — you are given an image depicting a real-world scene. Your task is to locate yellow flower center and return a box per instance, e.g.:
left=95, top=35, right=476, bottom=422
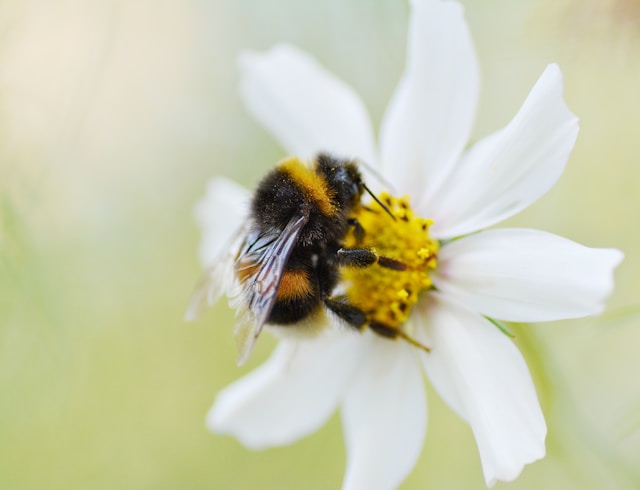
left=342, top=192, right=439, bottom=330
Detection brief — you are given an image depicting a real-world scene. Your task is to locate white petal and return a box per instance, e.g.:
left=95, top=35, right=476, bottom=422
left=341, top=333, right=427, bottom=490
left=430, top=64, right=579, bottom=238
left=207, top=331, right=365, bottom=450
left=434, top=228, right=624, bottom=322
left=416, top=295, right=546, bottom=487
left=239, top=44, right=378, bottom=164
left=380, top=0, right=479, bottom=203
left=195, top=177, right=250, bottom=266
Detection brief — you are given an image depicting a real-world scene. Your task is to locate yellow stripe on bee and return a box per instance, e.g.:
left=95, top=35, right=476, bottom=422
left=236, top=261, right=259, bottom=283
left=276, top=269, right=314, bottom=300
left=279, top=157, right=336, bottom=216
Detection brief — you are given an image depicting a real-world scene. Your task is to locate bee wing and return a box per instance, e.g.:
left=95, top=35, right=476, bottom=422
left=233, top=212, right=309, bottom=365
left=184, top=223, right=249, bottom=322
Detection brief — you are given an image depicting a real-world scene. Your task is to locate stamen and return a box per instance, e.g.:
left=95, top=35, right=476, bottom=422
left=342, top=193, right=439, bottom=338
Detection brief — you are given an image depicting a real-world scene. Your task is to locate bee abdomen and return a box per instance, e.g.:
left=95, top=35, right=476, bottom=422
left=276, top=270, right=315, bottom=300
left=269, top=269, right=321, bottom=325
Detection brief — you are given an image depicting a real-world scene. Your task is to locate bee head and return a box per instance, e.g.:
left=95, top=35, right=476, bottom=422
left=316, top=154, right=364, bottom=210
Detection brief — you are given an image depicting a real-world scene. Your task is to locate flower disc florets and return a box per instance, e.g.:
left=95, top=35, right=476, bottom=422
left=342, top=193, right=439, bottom=329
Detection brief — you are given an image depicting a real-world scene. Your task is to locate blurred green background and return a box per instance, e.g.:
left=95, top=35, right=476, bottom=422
left=1, top=0, right=639, bottom=488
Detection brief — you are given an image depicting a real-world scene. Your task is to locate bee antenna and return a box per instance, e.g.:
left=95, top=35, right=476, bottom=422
left=362, top=183, right=396, bottom=221
left=356, top=158, right=397, bottom=194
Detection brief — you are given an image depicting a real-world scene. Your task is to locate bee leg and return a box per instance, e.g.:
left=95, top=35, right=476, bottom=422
left=323, top=296, right=367, bottom=329
left=347, top=218, right=365, bottom=244
left=336, top=248, right=377, bottom=268
left=369, top=321, right=431, bottom=353
left=337, top=248, right=408, bottom=271
left=324, top=296, right=432, bottom=352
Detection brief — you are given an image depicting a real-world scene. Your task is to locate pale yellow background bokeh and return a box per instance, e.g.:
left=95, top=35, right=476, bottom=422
left=1, top=0, right=639, bottom=488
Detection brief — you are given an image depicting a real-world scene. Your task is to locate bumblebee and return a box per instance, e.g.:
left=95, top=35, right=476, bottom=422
left=188, top=153, right=428, bottom=364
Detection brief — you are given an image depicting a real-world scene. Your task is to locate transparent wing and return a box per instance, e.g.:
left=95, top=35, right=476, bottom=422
left=184, top=223, right=249, bottom=322
left=233, top=212, right=309, bottom=365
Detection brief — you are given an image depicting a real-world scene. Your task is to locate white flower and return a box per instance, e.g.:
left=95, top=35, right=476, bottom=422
left=194, top=0, right=623, bottom=488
